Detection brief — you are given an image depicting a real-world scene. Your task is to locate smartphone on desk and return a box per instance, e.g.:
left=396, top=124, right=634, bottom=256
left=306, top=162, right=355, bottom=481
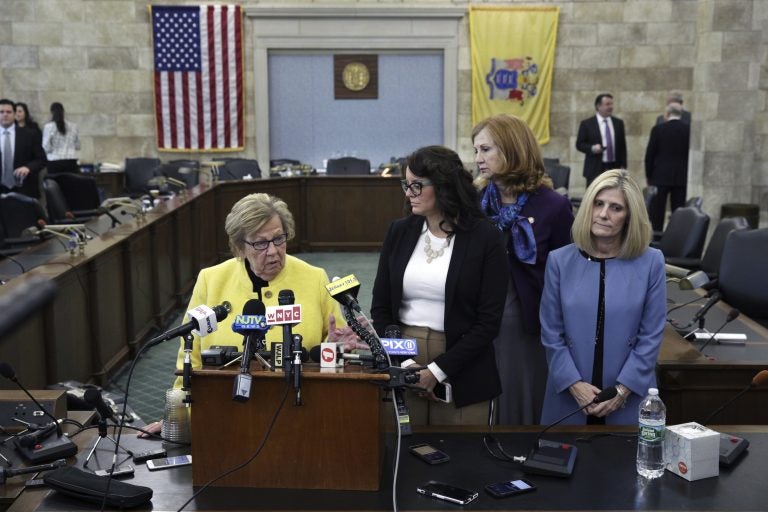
left=417, top=481, right=478, bottom=505
left=94, top=465, right=135, bottom=478
left=409, top=443, right=450, bottom=464
left=485, top=478, right=536, bottom=498
left=146, top=454, right=192, bottom=471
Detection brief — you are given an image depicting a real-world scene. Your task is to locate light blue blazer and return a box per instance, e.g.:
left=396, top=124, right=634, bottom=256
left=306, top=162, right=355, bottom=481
left=539, top=244, right=666, bottom=425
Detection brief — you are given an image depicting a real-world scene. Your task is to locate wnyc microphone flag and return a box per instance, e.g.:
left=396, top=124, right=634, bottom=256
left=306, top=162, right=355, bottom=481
left=265, top=304, right=302, bottom=325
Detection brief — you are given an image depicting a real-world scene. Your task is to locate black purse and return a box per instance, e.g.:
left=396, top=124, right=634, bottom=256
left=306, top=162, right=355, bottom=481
left=43, top=466, right=153, bottom=509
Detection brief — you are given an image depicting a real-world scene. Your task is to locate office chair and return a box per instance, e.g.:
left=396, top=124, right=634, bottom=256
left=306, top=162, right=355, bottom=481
left=665, top=216, right=750, bottom=279
left=717, top=228, right=768, bottom=326
left=218, top=159, right=261, bottom=181
left=684, top=196, right=703, bottom=210
left=162, top=160, right=200, bottom=188
left=544, top=161, right=570, bottom=196
left=124, top=157, right=161, bottom=197
left=0, top=193, right=48, bottom=250
left=43, top=179, right=101, bottom=225
left=653, top=206, right=710, bottom=260
left=51, top=173, right=102, bottom=210
left=326, top=157, right=371, bottom=175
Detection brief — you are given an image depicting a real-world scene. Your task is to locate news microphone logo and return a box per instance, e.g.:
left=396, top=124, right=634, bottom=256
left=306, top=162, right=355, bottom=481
left=232, top=315, right=268, bottom=334
left=319, top=342, right=343, bottom=368
left=381, top=338, right=419, bottom=357
left=325, top=274, right=360, bottom=296
left=188, top=305, right=218, bottom=336
left=266, top=304, right=302, bottom=325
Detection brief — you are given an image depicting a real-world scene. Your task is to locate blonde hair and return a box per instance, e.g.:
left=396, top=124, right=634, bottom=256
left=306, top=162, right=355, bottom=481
left=471, top=114, right=552, bottom=193
left=225, top=193, right=295, bottom=258
left=571, top=170, right=651, bottom=259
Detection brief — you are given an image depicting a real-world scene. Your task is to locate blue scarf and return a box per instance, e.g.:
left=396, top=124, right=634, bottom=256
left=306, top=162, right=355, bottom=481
left=481, top=181, right=537, bottom=264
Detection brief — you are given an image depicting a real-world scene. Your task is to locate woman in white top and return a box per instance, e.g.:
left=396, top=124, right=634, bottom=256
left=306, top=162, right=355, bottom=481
left=42, top=102, right=80, bottom=174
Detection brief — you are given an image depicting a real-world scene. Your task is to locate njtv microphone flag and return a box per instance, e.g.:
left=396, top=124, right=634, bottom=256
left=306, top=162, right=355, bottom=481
left=150, top=4, right=244, bottom=151
left=469, top=6, right=559, bottom=144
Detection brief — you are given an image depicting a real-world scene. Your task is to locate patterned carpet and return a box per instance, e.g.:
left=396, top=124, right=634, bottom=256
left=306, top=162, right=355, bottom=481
left=104, top=252, right=379, bottom=422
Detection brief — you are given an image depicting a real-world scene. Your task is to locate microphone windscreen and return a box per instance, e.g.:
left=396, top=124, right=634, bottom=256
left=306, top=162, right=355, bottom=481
left=0, top=362, right=15, bottom=380
left=726, top=308, right=740, bottom=322
left=751, top=369, right=768, bottom=387
left=213, top=301, right=232, bottom=321
left=309, top=345, right=321, bottom=363
left=242, top=299, right=265, bottom=316
left=384, top=324, right=401, bottom=338
left=278, top=289, right=295, bottom=305
left=593, top=386, right=619, bottom=403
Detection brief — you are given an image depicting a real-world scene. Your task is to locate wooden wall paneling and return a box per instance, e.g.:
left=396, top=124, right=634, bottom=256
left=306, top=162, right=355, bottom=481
left=0, top=310, right=49, bottom=389
left=87, top=245, right=128, bottom=385
left=48, top=266, right=93, bottom=384
left=124, top=229, right=157, bottom=349
left=172, top=202, right=195, bottom=299
left=194, top=190, right=219, bottom=270
left=148, top=215, right=178, bottom=326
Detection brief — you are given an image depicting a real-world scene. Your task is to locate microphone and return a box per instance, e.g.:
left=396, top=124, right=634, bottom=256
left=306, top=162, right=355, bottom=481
left=233, top=299, right=268, bottom=402
left=383, top=324, right=413, bottom=436
left=292, top=334, right=303, bottom=405
left=148, top=301, right=231, bottom=345
left=684, top=291, right=722, bottom=330
left=0, top=362, right=78, bottom=463
left=701, top=369, right=768, bottom=466
left=521, top=386, right=618, bottom=477
left=309, top=345, right=375, bottom=364
left=325, top=275, right=362, bottom=313
left=0, top=458, right=67, bottom=484
left=278, top=290, right=296, bottom=377
left=698, top=308, right=740, bottom=354
left=667, top=289, right=717, bottom=315
left=83, top=388, right=120, bottom=425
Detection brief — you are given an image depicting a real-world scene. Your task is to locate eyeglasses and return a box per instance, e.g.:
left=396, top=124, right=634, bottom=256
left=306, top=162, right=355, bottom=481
left=400, top=179, right=433, bottom=197
left=243, top=233, right=288, bottom=251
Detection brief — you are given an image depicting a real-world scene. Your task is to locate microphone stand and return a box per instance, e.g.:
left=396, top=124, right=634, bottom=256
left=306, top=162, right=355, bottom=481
left=83, top=413, right=132, bottom=467
left=182, top=332, right=194, bottom=406
left=292, top=334, right=303, bottom=406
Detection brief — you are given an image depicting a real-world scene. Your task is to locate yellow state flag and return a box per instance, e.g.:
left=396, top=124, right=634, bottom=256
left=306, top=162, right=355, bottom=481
left=470, top=6, right=559, bottom=144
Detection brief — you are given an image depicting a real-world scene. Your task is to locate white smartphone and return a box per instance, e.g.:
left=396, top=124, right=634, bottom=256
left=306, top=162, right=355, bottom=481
left=146, top=454, right=192, bottom=471
left=434, top=382, right=452, bottom=403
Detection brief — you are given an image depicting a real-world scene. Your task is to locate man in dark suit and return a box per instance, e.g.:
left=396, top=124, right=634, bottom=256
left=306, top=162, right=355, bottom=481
left=655, top=90, right=691, bottom=126
left=575, top=93, right=627, bottom=187
left=0, top=98, right=46, bottom=199
left=645, top=102, right=690, bottom=232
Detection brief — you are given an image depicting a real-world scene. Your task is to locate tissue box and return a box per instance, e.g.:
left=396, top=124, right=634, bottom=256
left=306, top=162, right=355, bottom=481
left=664, top=422, right=719, bottom=481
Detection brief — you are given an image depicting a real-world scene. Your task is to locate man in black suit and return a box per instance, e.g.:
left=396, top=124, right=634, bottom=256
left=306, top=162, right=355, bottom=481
left=575, top=93, right=627, bottom=187
left=0, top=98, right=46, bottom=199
left=645, top=102, right=690, bottom=232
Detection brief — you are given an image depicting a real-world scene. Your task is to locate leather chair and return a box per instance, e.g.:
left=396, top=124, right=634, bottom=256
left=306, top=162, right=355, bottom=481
left=50, top=173, right=102, bottom=210
left=717, top=228, right=768, bottom=325
left=218, top=159, right=261, bottom=181
left=665, top=216, right=750, bottom=279
left=0, top=193, right=48, bottom=251
left=326, top=157, right=371, bottom=175
left=684, top=196, right=703, bottom=210
left=544, top=160, right=570, bottom=195
left=124, top=158, right=162, bottom=197
left=653, top=206, right=710, bottom=259
left=161, top=159, right=200, bottom=188
left=43, top=178, right=100, bottom=224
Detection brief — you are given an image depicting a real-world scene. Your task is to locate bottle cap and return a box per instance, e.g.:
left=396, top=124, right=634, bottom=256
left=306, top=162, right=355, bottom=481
left=648, top=388, right=659, bottom=395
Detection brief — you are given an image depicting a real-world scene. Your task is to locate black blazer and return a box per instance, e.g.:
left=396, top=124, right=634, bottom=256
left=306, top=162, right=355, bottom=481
left=371, top=215, right=508, bottom=408
left=644, top=119, right=690, bottom=187
left=575, top=115, right=627, bottom=182
left=1, top=126, right=46, bottom=198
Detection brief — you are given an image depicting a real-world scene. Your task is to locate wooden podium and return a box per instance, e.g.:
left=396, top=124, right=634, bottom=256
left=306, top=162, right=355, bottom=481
left=189, top=364, right=388, bottom=490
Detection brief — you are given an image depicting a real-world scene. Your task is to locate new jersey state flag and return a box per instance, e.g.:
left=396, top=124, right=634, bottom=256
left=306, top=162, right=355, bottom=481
left=150, top=4, right=244, bottom=151
left=470, top=6, right=559, bottom=144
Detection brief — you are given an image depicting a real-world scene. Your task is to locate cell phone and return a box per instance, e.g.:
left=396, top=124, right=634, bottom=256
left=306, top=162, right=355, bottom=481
left=146, top=454, right=192, bottom=471
left=132, top=447, right=167, bottom=464
left=434, top=382, right=452, bottom=403
left=409, top=443, right=450, bottom=464
left=94, top=465, right=135, bottom=478
left=417, top=481, right=478, bottom=505
left=484, top=478, right=537, bottom=499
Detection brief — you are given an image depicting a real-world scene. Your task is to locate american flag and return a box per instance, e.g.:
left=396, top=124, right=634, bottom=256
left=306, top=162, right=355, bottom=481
left=151, top=4, right=244, bottom=151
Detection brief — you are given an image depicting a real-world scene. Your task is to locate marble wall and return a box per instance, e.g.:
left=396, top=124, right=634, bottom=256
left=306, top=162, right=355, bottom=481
left=1, top=0, right=765, bottom=226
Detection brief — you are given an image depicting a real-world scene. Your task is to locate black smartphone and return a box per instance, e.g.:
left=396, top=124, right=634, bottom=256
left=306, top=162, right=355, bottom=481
left=417, top=481, right=478, bottom=505
left=485, top=478, right=537, bottom=498
left=94, top=465, right=135, bottom=478
left=409, top=443, right=450, bottom=464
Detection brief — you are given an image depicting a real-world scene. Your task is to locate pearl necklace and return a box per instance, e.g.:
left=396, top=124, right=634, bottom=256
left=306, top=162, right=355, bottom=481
left=424, top=231, right=451, bottom=263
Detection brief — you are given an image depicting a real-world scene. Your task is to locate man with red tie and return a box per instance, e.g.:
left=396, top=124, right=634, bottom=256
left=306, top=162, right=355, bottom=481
left=576, top=93, right=627, bottom=187
left=0, top=98, right=46, bottom=199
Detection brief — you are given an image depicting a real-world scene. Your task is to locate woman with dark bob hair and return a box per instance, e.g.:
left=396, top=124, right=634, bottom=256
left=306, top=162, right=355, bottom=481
left=539, top=169, right=666, bottom=425
left=371, top=145, right=508, bottom=426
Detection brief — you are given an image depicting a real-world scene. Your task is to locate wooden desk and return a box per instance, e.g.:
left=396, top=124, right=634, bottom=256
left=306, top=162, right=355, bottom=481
left=658, top=286, right=768, bottom=424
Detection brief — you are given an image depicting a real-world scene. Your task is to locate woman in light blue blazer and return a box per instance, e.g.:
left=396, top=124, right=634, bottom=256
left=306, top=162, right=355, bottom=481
left=539, top=170, right=666, bottom=425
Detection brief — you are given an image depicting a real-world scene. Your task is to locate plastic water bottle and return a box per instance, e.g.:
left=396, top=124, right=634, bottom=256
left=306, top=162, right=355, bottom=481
left=636, top=387, right=666, bottom=479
